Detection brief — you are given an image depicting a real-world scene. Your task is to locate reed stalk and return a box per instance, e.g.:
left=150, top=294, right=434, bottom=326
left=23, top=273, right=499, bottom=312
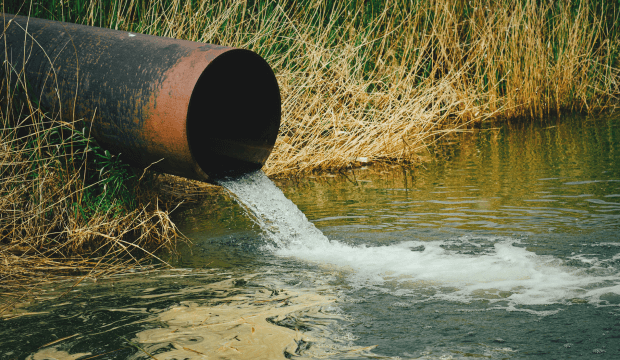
left=0, top=55, right=183, bottom=312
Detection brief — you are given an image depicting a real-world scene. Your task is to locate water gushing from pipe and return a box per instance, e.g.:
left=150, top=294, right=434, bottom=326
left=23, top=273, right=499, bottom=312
left=217, top=170, right=329, bottom=249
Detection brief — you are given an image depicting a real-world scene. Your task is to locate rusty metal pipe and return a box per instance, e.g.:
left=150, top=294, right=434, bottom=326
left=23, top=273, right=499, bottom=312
left=0, top=14, right=281, bottom=182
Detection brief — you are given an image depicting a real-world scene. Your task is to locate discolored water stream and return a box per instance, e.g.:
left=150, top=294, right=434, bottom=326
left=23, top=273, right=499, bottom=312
left=2, top=114, right=620, bottom=359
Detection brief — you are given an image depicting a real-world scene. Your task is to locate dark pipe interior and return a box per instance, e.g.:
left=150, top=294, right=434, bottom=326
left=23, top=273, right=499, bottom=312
left=187, top=49, right=281, bottom=180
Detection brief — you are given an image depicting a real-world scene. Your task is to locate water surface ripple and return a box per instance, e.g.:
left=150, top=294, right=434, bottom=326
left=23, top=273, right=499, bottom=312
left=2, top=115, right=620, bottom=359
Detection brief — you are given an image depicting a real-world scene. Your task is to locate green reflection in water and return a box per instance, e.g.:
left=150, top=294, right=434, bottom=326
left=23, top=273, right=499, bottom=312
left=273, top=115, right=620, bottom=236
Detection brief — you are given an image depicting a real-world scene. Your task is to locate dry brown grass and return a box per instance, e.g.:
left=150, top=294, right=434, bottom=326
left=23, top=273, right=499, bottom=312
left=29, top=0, right=617, bottom=176
left=0, top=57, right=184, bottom=312
left=261, top=0, right=620, bottom=175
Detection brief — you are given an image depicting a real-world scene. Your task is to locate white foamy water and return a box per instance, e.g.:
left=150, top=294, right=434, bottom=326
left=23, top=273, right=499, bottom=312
left=218, top=170, right=329, bottom=248
left=218, top=171, right=620, bottom=308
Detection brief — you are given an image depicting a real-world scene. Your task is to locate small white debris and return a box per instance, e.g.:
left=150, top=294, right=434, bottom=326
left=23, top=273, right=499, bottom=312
left=355, top=157, right=369, bottom=163
left=128, top=33, right=136, bottom=37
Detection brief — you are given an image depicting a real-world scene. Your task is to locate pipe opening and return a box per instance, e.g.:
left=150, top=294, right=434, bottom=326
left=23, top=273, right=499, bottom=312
left=187, top=49, right=281, bottom=180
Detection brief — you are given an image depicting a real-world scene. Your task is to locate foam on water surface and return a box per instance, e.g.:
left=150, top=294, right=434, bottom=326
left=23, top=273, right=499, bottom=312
left=218, top=171, right=620, bottom=308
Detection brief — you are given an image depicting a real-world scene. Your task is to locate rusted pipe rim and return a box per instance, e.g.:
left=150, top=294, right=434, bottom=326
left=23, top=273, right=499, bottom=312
left=186, top=49, right=281, bottom=180
left=1, top=14, right=282, bottom=183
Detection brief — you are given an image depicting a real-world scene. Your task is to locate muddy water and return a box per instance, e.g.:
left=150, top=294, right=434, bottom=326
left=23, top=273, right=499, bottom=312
left=2, top=114, right=620, bottom=359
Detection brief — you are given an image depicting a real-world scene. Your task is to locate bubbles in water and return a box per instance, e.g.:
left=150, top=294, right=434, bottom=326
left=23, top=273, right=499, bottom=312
left=219, top=171, right=620, bottom=308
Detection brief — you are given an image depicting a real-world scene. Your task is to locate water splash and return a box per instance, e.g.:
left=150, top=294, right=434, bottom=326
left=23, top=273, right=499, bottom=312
left=217, top=170, right=329, bottom=249
left=218, top=171, right=620, bottom=307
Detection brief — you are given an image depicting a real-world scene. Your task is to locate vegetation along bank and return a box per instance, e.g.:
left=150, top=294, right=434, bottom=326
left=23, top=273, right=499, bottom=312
left=1, top=0, right=619, bottom=309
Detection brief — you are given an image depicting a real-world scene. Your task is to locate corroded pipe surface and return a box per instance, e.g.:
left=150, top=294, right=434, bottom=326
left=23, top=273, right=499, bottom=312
left=0, top=14, right=281, bottom=182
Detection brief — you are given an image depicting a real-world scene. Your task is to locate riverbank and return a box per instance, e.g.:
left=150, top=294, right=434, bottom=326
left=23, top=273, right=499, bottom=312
left=2, top=0, right=619, bottom=310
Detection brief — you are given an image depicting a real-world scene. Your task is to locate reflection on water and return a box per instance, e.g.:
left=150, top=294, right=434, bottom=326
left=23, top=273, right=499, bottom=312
left=276, top=117, right=620, bottom=234
left=2, top=115, right=620, bottom=359
left=128, top=275, right=362, bottom=360
left=224, top=115, right=620, bottom=358
left=4, top=268, right=373, bottom=359
left=268, top=115, right=620, bottom=359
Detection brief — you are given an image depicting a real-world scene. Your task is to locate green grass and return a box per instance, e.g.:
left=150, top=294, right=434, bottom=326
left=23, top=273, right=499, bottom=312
left=0, top=59, right=180, bottom=307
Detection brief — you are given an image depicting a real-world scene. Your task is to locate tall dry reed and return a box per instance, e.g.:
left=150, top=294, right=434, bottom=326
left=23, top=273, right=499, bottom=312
left=0, top=54, right=182, bottom=312
left=10, top=0, right=616, bottom=175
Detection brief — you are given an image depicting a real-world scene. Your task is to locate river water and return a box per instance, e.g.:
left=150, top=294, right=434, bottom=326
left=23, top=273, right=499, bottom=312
left=2, top=115, right=620, bottom=359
